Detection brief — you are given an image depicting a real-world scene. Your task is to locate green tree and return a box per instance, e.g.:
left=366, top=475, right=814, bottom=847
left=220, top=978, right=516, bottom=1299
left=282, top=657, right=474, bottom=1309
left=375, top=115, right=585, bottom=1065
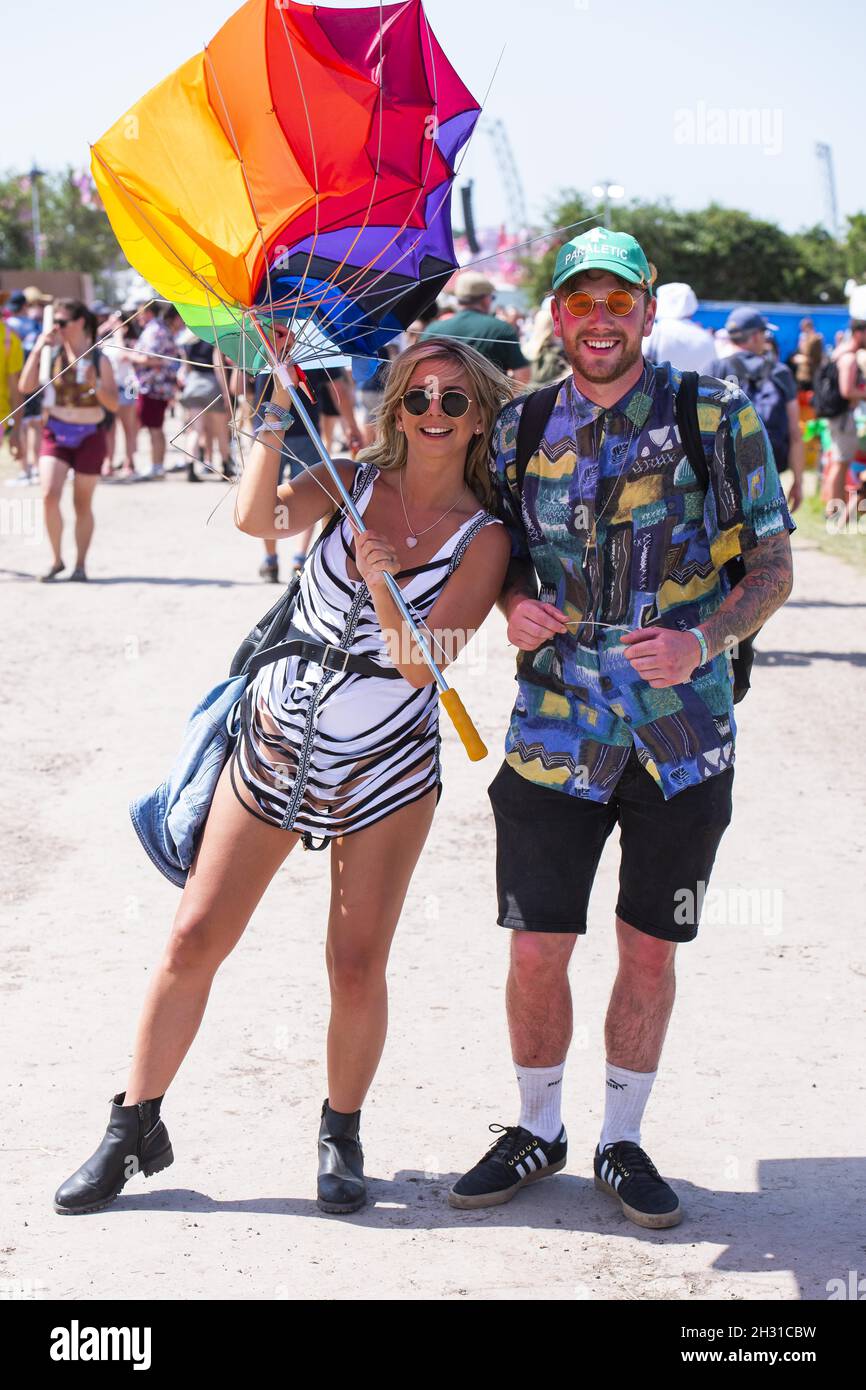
left=522, top=191, right=860, bottom=307
left=0, top=173, right=36, bottom=268
left=843, top=213, right=866, bottom=286
left=786, top=226, right=847, bottom=302
left=520, top=189, right=594, bottom=305
left=0, top=167, right=126, bottom=288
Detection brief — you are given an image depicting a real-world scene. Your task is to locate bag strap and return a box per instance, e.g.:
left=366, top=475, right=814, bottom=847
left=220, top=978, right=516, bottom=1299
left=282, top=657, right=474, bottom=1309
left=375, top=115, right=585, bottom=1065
left=673, top=370, right=710, bottom=490
left=514, top=381, right=563, bottom=493
left=245, top=629, right=400, bottom=680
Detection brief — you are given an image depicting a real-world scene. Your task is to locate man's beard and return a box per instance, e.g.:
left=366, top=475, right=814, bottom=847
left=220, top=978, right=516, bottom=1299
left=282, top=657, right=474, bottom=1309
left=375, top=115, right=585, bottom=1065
left=563, top=333, right=645, bottom=384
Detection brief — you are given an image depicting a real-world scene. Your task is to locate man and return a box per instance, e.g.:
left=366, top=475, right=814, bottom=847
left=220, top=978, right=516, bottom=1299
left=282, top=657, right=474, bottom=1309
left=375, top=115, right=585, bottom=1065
left=420, top=271, right=530, bottom=381
left=130, top=303, right=180, bottom=477
left=791, top=317, right=824, bottom=393
left=819, top=319, right=866, bottom=510
left=643, top=281, right=716, bottom=375
left=449, top=228, right=795, bottom=1228
left=711, top=307, right=804, bottom=512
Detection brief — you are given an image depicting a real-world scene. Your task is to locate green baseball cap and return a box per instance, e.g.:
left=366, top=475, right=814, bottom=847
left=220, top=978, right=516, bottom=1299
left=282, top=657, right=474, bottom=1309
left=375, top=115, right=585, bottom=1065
left=552, top=227, right=657, bottom=294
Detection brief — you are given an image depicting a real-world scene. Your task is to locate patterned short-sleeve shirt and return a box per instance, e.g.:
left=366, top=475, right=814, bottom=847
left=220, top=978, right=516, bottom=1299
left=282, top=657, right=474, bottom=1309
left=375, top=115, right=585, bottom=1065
left=133, top=319, right=180, bottom=400
left=489, top=360, right=795, bottom=802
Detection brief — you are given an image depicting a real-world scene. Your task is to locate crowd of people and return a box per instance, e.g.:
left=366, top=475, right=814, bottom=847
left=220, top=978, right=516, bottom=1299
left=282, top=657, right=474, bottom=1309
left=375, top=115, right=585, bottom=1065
left=2, top=266, right=864, bottom=585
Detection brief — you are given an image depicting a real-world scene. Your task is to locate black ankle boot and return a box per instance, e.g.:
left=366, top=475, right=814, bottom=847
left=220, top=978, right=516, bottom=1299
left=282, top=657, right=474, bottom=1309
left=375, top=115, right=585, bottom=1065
left=317, top=1098, right=366, bottom=1214
left=186, top=459, right=201, bottom=482
left=53, top=1091, right=173, bottom=1215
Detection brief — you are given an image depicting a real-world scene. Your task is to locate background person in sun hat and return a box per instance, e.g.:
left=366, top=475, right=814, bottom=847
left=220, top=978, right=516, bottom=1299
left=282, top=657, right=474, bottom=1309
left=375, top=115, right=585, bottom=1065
left=644, top=281, right=716, bottom=375
left=449, top=225, right=796, bottom=1230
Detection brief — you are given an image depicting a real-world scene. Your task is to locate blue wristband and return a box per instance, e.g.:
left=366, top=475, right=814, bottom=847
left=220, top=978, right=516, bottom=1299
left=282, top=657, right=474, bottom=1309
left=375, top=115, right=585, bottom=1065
left=688, top=626, right=708, bottom=668
left=253, top=402, right=294, bottom=436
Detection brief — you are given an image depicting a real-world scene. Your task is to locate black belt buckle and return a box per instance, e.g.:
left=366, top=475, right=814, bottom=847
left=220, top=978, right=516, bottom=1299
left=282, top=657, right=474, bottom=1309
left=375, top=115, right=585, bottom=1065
left=320, top=643, right=351, bottom=673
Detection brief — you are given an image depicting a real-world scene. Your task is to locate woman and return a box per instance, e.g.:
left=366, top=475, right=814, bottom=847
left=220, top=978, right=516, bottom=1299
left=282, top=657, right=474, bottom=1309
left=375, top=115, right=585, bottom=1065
left=101, top=308, right=141, bottom=478
left=177, top=335, right=235, bottom=482
left=19, top=299, right=118, bottom=581
left=53, top=336, right=513, bottom=1217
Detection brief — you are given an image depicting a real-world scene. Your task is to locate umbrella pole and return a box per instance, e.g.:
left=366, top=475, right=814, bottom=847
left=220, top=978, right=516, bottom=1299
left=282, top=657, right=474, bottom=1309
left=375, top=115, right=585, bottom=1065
left=247, top=316, right=487, bottom=762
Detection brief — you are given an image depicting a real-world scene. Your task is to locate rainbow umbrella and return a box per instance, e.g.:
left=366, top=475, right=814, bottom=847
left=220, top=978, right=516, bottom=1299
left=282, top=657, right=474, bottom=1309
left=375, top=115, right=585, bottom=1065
left=91, top=0, right=487, bottom=760
left=91, top=0, right=479, bottom=369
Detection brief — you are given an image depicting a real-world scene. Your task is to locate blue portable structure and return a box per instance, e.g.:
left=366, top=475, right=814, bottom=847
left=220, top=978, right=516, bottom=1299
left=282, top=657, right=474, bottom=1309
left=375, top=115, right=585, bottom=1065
left=693, top=300, right=849, bottom=365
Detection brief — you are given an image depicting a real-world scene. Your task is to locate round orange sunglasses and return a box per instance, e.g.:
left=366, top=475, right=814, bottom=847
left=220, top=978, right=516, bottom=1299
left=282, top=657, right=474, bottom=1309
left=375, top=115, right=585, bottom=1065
left=563, top=288, right=646, bottom=317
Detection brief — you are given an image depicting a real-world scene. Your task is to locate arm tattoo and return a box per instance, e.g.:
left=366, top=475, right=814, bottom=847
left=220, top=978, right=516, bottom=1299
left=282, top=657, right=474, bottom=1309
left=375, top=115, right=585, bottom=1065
left=701, top=532, right=793, bottom=659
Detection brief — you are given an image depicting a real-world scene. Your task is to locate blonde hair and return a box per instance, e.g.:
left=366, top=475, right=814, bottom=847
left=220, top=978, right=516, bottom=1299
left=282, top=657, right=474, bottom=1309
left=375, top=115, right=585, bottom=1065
left=356, top=336, right=518, bottom=509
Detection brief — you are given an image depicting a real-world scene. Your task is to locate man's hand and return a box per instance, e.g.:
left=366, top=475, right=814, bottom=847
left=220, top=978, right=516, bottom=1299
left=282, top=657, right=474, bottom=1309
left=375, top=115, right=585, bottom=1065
left=505, top=596, right=568, bottom=650
left=786, top=475, right=803, bottom=512
left=620, top=627, right=702, bottom=687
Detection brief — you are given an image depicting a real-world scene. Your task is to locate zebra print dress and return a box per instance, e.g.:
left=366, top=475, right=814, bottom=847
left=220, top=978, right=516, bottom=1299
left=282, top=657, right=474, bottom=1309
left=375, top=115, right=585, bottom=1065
left=227, top=461, right=501, bottom=848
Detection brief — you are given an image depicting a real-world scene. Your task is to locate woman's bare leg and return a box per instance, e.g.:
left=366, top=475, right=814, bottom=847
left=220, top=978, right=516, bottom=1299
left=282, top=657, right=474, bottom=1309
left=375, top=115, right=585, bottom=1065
left=123, top=753, right=300, bottom=1103
left=325, top=787, right=437, bottom=1112
left=39, top=456, right=68, bottom=564
left=101, top=422, right=116, bottom=475
left=119, top=404, right=137, bottom=469
left=213, top=410, right=231, bottom=466
left=71, top=471, right=100, bottom=568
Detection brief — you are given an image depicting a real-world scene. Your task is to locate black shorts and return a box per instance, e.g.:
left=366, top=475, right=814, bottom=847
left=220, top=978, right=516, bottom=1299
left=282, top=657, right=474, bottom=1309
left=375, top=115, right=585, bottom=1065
left=488, top=747, right=734, bottom=943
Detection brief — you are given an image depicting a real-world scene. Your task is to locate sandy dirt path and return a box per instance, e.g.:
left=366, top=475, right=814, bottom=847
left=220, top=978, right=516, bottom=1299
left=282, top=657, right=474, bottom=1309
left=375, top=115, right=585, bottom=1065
left=2, top=460, right=864, bottom=1302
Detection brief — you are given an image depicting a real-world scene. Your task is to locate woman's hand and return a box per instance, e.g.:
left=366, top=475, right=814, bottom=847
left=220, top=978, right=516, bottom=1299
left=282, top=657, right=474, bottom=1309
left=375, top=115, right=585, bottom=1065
left=34, top=327, right=60, bottom=354
left=268, top=323, right=298, bottom=408
left=350, top=522, right=400, bottom=591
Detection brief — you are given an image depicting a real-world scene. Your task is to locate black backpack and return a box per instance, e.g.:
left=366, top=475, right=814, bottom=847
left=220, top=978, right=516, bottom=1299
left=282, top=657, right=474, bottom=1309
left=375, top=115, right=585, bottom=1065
left=812, top=357, right=848, bottom=419
left=513, top=373, right=754, bottom=702
left=722, top=352, right=790, bottom=473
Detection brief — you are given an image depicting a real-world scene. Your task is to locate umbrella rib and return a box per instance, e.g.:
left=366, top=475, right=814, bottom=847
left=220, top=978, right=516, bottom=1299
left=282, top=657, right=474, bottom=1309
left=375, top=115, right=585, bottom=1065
left=91, top=145, right=248, bottom=327
left=288, top=1, right=445, bottom=358
left=311, top=18, right=496, bottom=336
left=288, top=211, right=604, bottom=365
left=312, top=4, right=447, bottom=318
left=202, top=43, right=280, bottom=343
left=284, top=1, right=389, bottom=336
left=272, top=1, right=323, bottom=342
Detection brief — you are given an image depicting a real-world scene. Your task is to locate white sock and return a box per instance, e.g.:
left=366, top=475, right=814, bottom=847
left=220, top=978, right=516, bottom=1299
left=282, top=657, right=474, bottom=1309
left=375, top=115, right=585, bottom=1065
left=599, top=1062, right=657, bottom=1151
left=515, top=1061, right=565, bottom=1143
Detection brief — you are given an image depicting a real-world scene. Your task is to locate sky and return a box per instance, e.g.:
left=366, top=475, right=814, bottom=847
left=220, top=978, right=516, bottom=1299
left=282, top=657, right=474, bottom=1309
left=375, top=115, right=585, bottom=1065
left=4, top=0, right=862, bottom=241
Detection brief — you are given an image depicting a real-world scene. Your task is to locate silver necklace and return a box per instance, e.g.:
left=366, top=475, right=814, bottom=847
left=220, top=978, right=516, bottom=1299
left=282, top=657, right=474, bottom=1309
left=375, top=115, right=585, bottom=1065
left=398, top=467, right=468, bottom=549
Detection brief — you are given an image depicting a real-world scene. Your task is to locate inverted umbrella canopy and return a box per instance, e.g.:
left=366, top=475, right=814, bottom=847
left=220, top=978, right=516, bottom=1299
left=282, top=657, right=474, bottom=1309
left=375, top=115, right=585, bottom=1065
left=91, top=0, right=480, bottom=364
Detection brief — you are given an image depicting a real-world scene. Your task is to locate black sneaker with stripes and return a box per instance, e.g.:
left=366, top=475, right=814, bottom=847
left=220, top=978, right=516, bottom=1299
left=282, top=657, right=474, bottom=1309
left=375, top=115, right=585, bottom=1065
left=448, top=1123, right=567, bottom=1209
left=594, top=1140, right=682, bottom=1228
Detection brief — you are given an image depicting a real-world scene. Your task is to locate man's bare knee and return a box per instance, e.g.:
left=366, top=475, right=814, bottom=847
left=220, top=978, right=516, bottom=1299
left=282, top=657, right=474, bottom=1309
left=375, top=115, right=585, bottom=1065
left=616, top=917, right=677, bottom=978
left=510, top=930, right=575, bottom=986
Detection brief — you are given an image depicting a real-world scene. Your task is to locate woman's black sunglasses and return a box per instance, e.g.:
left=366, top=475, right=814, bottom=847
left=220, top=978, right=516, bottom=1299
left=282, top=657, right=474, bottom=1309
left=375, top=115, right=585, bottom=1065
left=401, top=387, right=472, bottom=418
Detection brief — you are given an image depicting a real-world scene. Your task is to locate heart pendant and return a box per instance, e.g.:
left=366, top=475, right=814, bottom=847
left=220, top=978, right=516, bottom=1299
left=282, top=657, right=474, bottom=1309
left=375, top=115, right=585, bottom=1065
left=405, top=535, right=418, bottom=548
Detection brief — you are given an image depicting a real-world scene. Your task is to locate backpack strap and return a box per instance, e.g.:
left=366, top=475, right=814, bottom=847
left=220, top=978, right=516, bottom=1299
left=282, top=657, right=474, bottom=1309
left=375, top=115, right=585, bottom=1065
left=514, top=381, right=563, bottom=492
left=672, top=370, right=710, bottom=490
left=723, top=350, right=772, bottom=395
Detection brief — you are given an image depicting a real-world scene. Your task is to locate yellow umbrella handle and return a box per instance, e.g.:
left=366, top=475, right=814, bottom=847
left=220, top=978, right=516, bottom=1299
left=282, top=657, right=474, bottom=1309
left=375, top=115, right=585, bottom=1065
left=440, top=688, right=488, bottom=762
